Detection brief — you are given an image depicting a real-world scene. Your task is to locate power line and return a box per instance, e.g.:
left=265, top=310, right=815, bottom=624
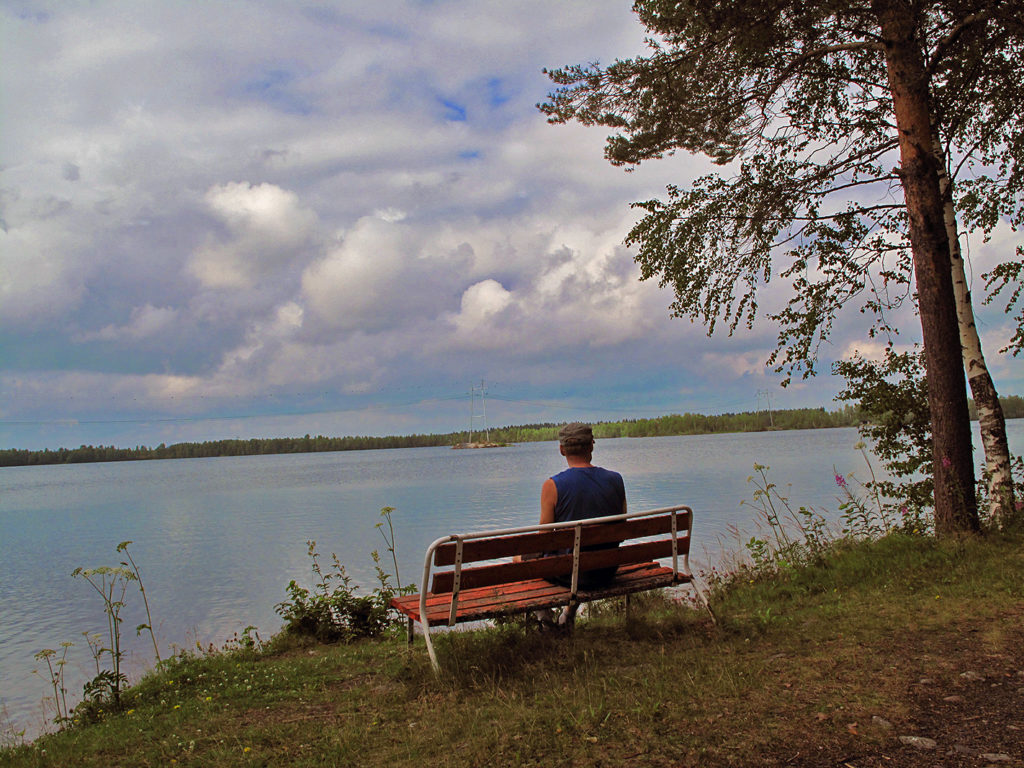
left=0, top=394, right=468, bottom=427
left=0, top=389, right=771, bottom=429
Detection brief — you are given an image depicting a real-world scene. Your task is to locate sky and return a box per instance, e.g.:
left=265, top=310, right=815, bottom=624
left=1, top=1, right=1021, bottom=452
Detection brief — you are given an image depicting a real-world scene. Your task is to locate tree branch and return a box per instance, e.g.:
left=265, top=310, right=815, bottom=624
left=927, top=7, right=998, bottom=76
left=763, top=40, right=884, bottom=101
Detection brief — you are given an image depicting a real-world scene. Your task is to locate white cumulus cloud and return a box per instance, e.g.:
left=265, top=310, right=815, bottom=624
left=189, top=182, right=318, bottom=289
left=300, top=214, right=468, bottom=333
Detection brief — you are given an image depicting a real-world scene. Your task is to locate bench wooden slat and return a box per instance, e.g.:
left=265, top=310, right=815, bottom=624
left=391, top=562, right=681, bottom=624
left=432, top=511, right=690, bottom=566
left=395, top=563, right=653, bottom=622
left=430, top=536, right=688, bottom=594
left=433, top=529, right=576, bottom=566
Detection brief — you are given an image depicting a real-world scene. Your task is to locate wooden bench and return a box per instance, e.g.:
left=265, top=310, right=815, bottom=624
left=390, top=505, right=714, bottom=672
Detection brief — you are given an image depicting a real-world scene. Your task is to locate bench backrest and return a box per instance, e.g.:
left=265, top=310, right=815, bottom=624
left=428, top=507, right=692, bottom=595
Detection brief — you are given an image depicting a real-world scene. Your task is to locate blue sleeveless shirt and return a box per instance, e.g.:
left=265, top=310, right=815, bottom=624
left=550, top=466, right=626, bottom=523
left=549, top=466, right=625, bottom=589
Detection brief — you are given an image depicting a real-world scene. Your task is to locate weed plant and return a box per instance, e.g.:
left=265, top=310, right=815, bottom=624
left=275, top=540, right=390, bottom=642
left=0, top=704, right=25, bottom=751
left=39, top=541, right=165, bottom=727
left=70, top=564, right=135, bottom=713
left=117, top=541, right=161, bottom=664
left=275, top=507, right=415, bottom=643
left=29, top=644, right=73, bottom=726
left=708, top=448, right=916, bottom=603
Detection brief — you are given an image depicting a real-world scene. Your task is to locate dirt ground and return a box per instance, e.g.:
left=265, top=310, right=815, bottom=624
left=781, top=612, right=1024, bottom=767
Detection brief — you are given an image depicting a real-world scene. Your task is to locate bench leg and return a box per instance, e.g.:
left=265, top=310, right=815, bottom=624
left=689, top=577, right=718, bottom=625
left=407, top=616, right=415, bottom=646
left=423, top=621, right=441, bottom=674
left=624, top=593, right=631, bottom=619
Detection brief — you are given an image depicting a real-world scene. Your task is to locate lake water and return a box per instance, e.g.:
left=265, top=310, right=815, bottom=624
left=2, top=423, right=1021, bottom=737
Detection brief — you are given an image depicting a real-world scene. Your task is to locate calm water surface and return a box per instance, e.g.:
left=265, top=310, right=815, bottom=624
left=2, top=424, right=1021, bottom=735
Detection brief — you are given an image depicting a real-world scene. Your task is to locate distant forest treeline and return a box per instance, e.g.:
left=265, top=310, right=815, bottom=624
left=2, top=397, right=1022, bottom=468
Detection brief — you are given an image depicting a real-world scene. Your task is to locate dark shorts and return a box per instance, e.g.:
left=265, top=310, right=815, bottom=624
left=547, top=541, right=619, bottom=590
left=549, top=565, right=619, bottom=591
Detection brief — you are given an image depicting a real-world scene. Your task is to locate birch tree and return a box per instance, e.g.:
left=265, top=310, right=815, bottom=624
left=936, top=11, right=1024, bottom=525
left=541, top=0, right=1024, bottom=534
left=939, top=150, right=1016, bottom=525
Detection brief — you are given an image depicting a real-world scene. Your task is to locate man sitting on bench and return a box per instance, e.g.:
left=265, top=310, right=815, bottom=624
left=539, top=422, right=627, bottom=626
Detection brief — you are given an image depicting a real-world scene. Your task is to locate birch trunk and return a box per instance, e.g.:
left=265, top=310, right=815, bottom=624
left=935, top=140, right=1017, bottom=525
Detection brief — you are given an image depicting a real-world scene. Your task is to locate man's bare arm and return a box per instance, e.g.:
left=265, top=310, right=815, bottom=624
left=540, top=477, right=557, bottom=525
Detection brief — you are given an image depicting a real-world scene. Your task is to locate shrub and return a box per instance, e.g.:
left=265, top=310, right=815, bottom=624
left=275, top=539, right=411, bottom=644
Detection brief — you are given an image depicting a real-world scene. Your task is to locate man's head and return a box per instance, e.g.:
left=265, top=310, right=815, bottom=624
left=558, top=422, right=594, bottom=458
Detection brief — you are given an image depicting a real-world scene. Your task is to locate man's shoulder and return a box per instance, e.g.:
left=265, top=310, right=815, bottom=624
left=552, top=465, right=623, bottom=482
left=594, top=466, right=626, bottom=494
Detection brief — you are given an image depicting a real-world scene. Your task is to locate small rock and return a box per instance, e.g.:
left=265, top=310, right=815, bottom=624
left=918, top=677, right=935, bottom=685
left=952, top=744, right=977, bottom=756
left=899, top=735, right=938, bottom=750
left=960, top=670, right=985, bottom=682
left=942, top=695, right=963, bottom=702
left=979, top=754, right=1012, bottom=763
left=871, top=716, right=893, bottom=730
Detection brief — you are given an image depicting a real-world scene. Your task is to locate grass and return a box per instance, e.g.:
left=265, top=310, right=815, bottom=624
left=2, top=531, right=1023, bottom=767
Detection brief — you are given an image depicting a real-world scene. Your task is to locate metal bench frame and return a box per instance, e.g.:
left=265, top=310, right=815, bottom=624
left=393, top=505, right=714, bottom=672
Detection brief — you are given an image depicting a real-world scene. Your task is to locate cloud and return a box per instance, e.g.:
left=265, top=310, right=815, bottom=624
left=218, top=301, right=304, bottom=375
left=454, top=279, right=514, bottom=330
left=0, top=197, right=90, bottom=324
left=300, top=213, right=469, bottom=333
left=188, top=182, right=318, bottom=289
left=79, top=304, right=179, bottom=342
left=701, top=350, right=775, bottom=379
left=442, top=223, right=672, bottom=356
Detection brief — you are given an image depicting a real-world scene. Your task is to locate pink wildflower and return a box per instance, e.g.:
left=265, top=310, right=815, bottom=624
left=835, top=473, right=847, bottom=488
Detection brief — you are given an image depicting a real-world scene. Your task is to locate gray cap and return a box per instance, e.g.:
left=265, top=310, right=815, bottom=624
left=558, top=422, right=594, bottom=448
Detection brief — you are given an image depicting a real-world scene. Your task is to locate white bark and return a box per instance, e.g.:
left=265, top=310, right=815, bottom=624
left=935, top=140, right=1017, bottom=524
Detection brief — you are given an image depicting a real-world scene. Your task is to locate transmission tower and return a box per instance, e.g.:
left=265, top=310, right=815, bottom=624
left=468, top=380, right=489, bottom=443
left=756, top=389, right=775, bottom=428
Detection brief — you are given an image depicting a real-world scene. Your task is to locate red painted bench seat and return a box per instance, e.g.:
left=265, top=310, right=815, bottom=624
left=391, top=561, right=678, bottom=625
